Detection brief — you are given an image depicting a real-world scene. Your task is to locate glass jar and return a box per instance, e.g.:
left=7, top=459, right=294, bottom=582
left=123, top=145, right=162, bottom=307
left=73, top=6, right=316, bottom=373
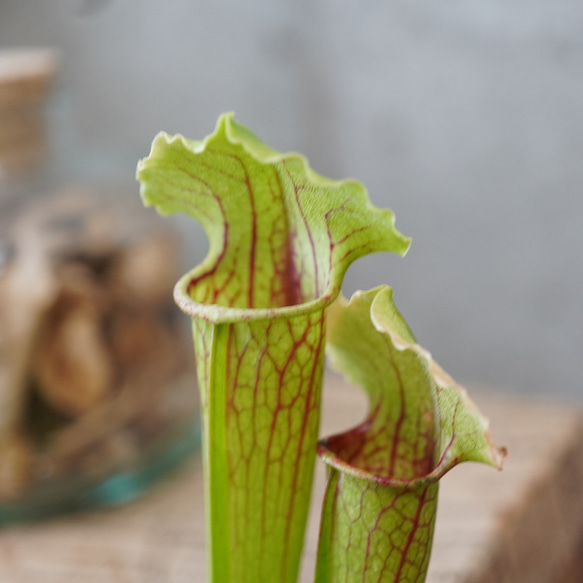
left=0, top=49, right=200, bottom=523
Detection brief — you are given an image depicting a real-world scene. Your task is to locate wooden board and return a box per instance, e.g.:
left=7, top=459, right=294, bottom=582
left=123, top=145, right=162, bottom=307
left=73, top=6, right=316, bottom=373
left=0, top=373, right=581, bottom=582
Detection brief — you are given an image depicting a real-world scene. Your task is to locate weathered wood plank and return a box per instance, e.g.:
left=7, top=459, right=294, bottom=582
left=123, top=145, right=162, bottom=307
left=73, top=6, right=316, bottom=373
left=0, top=374, right=581, bottom=582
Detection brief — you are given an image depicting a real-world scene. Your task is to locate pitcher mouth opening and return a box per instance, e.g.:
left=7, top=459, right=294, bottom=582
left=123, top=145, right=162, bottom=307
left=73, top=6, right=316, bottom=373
left=317, top=422, right=506, bottom=489
left=317, top=434, right=446, bottom=489
left=173, top=265, right=346, bottom=324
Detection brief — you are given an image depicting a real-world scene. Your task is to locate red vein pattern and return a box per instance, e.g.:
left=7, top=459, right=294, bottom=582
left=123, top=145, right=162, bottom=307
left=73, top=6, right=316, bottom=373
left=193, top=311, right=326, bottom=583
left=318, top=472, right=438, bottom=583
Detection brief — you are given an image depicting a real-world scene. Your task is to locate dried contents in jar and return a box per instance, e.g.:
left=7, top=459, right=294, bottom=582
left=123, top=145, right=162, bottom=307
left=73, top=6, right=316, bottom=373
left=0, top=192, right=197, bottom=502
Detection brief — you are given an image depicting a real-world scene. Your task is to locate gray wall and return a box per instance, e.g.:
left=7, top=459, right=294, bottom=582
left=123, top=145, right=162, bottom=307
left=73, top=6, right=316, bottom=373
left=1, top=0, right=581, bottom=402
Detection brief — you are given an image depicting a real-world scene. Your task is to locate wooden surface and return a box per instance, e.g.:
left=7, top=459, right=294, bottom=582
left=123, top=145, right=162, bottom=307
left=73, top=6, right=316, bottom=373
left=0, top=374, right=582, bottom=583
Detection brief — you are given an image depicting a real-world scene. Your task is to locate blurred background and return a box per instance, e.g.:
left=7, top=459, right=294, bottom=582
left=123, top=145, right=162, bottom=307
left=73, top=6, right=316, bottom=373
left=0, top=0, right=581, bottom=412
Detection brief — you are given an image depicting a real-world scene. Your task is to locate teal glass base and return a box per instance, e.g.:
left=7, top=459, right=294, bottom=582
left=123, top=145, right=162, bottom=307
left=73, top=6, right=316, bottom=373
left=0, top=417, right=201, bottom=526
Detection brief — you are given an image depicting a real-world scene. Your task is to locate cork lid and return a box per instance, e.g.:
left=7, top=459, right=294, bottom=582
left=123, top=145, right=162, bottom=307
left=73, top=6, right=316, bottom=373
left=0, top=49, right=59, bottom=177
left=0, top=49, right=59, bottom=111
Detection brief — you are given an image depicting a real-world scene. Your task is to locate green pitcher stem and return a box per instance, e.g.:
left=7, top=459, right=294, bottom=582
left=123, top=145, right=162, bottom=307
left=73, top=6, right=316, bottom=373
left=316, top=472, right=439, bottom=583
left=194, top=311, right=326, bottom=583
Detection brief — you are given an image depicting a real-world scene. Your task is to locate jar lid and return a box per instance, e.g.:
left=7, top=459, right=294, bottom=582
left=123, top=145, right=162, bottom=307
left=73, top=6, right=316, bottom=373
left=0, top=48, right=59, bottom=179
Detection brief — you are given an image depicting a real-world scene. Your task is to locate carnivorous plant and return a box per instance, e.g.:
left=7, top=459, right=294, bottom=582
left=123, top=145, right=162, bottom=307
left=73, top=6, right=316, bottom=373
left=137, top=113, right=504, bottom=583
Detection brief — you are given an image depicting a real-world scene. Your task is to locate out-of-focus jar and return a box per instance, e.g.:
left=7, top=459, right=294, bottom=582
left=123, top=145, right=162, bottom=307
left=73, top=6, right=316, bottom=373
left=0, top=49, right=199, bottom=523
